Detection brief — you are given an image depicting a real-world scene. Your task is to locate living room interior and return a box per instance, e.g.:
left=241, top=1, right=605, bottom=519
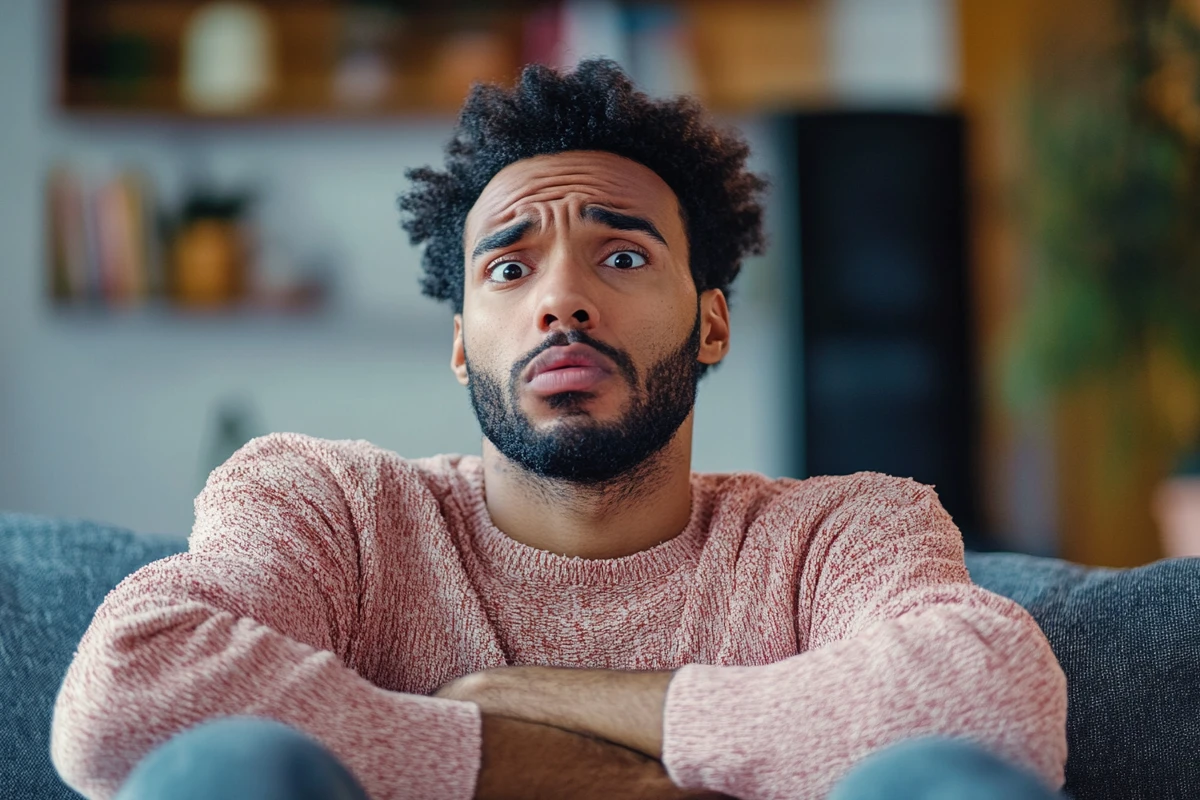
left=2, top=0, right=1196, bottom=566
left=1, top=1, right=1198, bottom=798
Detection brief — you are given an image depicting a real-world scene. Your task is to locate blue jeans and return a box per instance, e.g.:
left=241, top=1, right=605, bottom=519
left=830, top=737, right=1065, bottom=800
left=114, top=717, right=369, bottom=800
left=115, top=717, right=1062, bottom=799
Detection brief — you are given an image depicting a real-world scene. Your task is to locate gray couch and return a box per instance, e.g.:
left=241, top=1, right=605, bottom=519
left=1, top=511, right=1197, bottom=799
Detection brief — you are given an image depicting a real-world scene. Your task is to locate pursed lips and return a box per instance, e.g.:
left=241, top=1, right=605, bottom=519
left=525, top=344, right=614, bottom=394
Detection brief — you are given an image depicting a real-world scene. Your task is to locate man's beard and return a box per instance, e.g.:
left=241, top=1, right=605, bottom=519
left=465, top=311, right=702, bottom=486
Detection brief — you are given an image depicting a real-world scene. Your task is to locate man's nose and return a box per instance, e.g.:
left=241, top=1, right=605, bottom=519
left=534, top=256, right=599, bottom=334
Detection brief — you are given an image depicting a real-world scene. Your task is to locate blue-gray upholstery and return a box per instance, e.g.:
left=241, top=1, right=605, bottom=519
left=0, top=514, right=184, bottom=799
left=964, top=551, right=1200, bottom=800
left=0, top=511, right=1196, bottom=799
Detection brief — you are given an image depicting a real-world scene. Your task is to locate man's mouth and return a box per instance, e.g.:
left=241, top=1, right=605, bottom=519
left=525, top=344, right=613, bottom=395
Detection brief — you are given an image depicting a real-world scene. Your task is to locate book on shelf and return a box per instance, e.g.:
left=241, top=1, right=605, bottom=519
left=47, top=164, right=161, bottom=309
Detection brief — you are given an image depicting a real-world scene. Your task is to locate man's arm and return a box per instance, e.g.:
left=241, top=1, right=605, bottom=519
left=663, top=477, right=1066, bottom=799
left=51, top=434, right=487, bottom=800
left=475, top=714, right=726, bottom=800
left=439, top=667, right=672, bottom=758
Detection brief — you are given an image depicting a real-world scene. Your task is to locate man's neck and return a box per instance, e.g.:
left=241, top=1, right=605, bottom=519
left=479, top=421, right=695, bottom=560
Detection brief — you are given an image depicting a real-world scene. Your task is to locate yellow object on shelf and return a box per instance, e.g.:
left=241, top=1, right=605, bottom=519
left=172, top=219, right=248, bottom=308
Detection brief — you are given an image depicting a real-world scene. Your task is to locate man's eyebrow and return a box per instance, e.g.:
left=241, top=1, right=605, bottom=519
left=581, top=206, right=668, bottom=247
left=471, top=219, right=534, bottom=261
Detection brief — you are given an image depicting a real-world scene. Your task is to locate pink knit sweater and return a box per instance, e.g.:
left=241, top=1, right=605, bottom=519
left=51, top=432, right=1067, bottom=799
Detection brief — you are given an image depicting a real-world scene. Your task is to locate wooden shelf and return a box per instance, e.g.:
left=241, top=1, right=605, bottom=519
left=57, top=0, right=832, bottom=120
left=44, top=299, right=453, bottom=352
left=58, top=0, right=531, bottom=118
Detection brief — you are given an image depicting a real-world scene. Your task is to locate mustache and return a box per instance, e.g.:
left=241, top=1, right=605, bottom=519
left=509, top=329, right=639, bottom=389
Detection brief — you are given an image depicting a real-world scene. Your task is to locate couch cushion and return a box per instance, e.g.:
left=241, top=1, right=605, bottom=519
left=0, top=513, right=186, bottom=799
left=966, top=550, right=1200, bottom=800
left=2, top=511, right=1195, bottom=799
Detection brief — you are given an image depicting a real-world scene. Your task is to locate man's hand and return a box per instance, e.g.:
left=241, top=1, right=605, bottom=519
left=436, top=666, right=674, bottom=759
left=473, top=714, right=730, bottom=800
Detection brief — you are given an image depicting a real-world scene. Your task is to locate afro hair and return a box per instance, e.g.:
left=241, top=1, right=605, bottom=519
left=397, top=58, right=768, bottom=313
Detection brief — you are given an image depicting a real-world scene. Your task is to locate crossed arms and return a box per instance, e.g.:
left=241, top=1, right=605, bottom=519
left=432, top=666, right=723, bottom=799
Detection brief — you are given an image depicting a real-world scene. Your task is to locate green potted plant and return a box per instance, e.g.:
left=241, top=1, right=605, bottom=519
left=1006, top=0, right=1200, bottom=556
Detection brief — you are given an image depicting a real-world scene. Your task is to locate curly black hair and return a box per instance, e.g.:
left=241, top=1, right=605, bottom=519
left=397, top=58, right=768, bottom=313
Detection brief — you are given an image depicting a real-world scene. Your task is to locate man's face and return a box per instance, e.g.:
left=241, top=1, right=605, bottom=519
left=452, top=150, right=728, bottom=483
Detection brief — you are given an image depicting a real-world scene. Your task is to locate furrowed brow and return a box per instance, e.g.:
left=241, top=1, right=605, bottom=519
left=581, top=206, right=667, bottom=247
left=471, top=219, right=534, bottom=261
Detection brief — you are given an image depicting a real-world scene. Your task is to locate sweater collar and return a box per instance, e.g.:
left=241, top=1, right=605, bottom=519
left=452, top=456, right=710, bottom=587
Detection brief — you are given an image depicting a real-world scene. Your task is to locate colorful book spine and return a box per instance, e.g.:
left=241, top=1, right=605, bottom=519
left=47, top=167, right=87, bottom=301
left=46, top=165, right=159, bottom=308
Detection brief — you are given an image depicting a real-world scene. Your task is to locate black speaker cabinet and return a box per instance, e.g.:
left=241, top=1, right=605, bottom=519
left=786, top=111, right=984, bottom=548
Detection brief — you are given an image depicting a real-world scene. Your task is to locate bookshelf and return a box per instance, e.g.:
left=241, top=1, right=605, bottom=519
left=56, top=0, right=830, bottom=119
left=45, top=299, right=449, bottom=346
left=48, top=0, right=827, bottom=317
left=57, top=1, right=533, bottom=118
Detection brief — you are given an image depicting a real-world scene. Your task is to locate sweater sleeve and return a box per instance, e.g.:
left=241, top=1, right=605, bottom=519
left=660, top=475, right=1067, bottom=800
left=50, top=433, right=482, bottom=800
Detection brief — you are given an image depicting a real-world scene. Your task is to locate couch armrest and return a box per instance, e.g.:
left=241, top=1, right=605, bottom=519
left=966, top=550, right=1200, bottom=800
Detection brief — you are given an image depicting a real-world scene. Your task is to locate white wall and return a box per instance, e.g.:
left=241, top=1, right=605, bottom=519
left=830, top=0, right=959, bottom=107
left=0, top=0, right=795, bottom=535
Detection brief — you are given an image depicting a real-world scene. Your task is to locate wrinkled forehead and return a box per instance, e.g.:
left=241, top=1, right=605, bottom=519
left=464, top=151, right=684, bottom=240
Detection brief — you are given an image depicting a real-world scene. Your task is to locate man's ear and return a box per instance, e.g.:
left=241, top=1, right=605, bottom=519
left=698, top=289, right=731, bottom=367
left=451, top=314, right=469, bottom=386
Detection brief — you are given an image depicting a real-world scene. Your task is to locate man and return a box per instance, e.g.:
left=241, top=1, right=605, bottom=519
left=51, top=60, right=1067, bottom=800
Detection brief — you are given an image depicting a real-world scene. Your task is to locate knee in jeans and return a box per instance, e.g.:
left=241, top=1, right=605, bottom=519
left=116, top=716, right=368, bottom=800
left=865, top=736, right=1002, bottom=767
left=830, top=736, right=1057, bottom=800
left=147, top=716, right=323, bottom=773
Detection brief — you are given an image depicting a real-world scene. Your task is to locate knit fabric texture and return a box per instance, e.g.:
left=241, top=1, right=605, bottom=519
left=49, top=432, right=1067, bottom=800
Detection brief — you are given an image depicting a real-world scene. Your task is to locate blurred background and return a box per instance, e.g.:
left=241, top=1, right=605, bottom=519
left=2, top=0, right=1200, bottom=566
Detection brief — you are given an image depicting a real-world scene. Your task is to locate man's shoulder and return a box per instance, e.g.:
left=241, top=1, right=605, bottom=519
left=694, top=469, right=942, bottom=544
left=695, top=469, right=934, bottom=513
left=213, top=432, right=479, bottom=497
left=794, top=471, right=939, bottom=510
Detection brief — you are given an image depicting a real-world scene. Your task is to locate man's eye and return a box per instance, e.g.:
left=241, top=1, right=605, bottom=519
left=603, top=250, right=647, bottom=270
left=489, top=261, right=532, bottom=282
